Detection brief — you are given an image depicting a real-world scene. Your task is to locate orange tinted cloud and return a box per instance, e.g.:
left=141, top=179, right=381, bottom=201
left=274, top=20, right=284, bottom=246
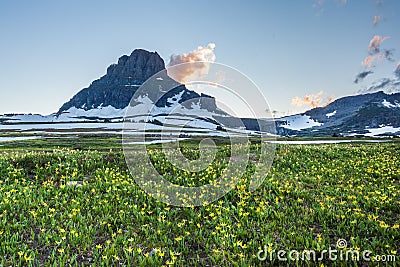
left=291, top=91, right=334, bottom=109
left=362, top=54, right=384, bottom=68
left=363, top=55, right=377, bottom=68
left=168, top=43, right=216, bottom=83
left=368, top=35, right=390, bottom=54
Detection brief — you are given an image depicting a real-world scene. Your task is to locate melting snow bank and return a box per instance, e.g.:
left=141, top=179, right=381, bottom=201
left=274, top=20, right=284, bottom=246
left=0, top=121, right=267, bottom=138
left=365, top=126, right=400, bottom=137
left=0, top=105, right=127, bottom=124
left=280, top=115, right=323, bottom=130
left=266, top=139, right=391, bottom=145
left=0, top=123, right=125, bottom=131
left=58, top=106, right=127, bottom=120
left=0, top=136, right=41, bottom=142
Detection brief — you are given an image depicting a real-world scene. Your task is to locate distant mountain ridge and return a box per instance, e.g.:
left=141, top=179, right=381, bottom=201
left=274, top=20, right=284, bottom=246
left=1, top=48, right=400, bottom=137
left=276, top=91, right=400, bottom=137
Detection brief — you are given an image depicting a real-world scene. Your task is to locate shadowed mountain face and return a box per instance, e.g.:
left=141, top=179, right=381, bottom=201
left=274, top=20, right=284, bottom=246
left=304, top=91, right=400, bottom=128
left=58, top=49, right=218, bottom=113
left=276, top=91, right=400, bottom=137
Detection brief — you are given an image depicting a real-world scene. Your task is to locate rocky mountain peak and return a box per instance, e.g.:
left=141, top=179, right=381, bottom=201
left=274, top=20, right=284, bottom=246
left=105, top=49, right=165, bottom=83
left=58, top=49, right=167, bottom=113
left=57, top=49, right=220, bottom=115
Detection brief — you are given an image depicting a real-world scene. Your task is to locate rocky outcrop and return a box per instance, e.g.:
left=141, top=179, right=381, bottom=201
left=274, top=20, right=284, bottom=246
left=104, top=49, right=165, bottom=83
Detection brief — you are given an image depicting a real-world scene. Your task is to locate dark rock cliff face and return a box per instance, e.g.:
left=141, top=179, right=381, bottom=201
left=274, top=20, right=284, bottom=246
left=105, top=49, right=165, bottom=82
left=58, top=49, right=219, bottom=114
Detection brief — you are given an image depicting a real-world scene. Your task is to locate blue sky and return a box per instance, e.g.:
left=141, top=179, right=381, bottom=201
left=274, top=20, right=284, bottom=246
left=0, top=0, right=399, bottom=116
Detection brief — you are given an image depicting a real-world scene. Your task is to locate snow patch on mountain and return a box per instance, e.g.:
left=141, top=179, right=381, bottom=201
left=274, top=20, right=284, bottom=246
left=127, top=96, right=216, bottom=118
left=161, top=117, right=217, bottom=130
left=365, top=125, right=400, bottom=137
left=58, top=106, right=127, bottom=119
left=167, top=90, right=184, bottom=105
left=280, top=115, right=323, bottom=131
left=382, top=99, right=400, bottom=108
left=1, top=106, right=129, bottom=124
left=326, top=110, right=337, bottom=118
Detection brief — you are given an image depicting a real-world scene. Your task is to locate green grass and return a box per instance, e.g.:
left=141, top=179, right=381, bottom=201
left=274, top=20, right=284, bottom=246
left=0, top=139, right=398, bottom=266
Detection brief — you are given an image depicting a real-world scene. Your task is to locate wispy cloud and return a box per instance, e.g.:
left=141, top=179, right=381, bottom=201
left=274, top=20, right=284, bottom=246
left=355, top=35, right=394, bottom=83
left=313, top=0, right=326, bottom=15
left=168, top=43, right=216, bottom=83
left=358, top=77, right=400, bottom=94
left=368, top=35, right=390, bottom=54
left=313, top=0, right=326, bottom=8
left=383, top=49, right=395, bottom=61
left=362, top=55, right=377, bottom=68
left=352, top=0, right=400, bottom=88
left=313, top=0, right=347, bottom=15
left=363, top=49, right=394, bottom=67
left=354, top=70, right=374, bottom=84
left=373, top=15, right=380, bottom=26
left=291, top=91, right=335, bottom=109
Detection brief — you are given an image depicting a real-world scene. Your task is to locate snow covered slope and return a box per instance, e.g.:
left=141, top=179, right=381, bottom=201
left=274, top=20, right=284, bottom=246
left=279, top=115, right=322, bottom=131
